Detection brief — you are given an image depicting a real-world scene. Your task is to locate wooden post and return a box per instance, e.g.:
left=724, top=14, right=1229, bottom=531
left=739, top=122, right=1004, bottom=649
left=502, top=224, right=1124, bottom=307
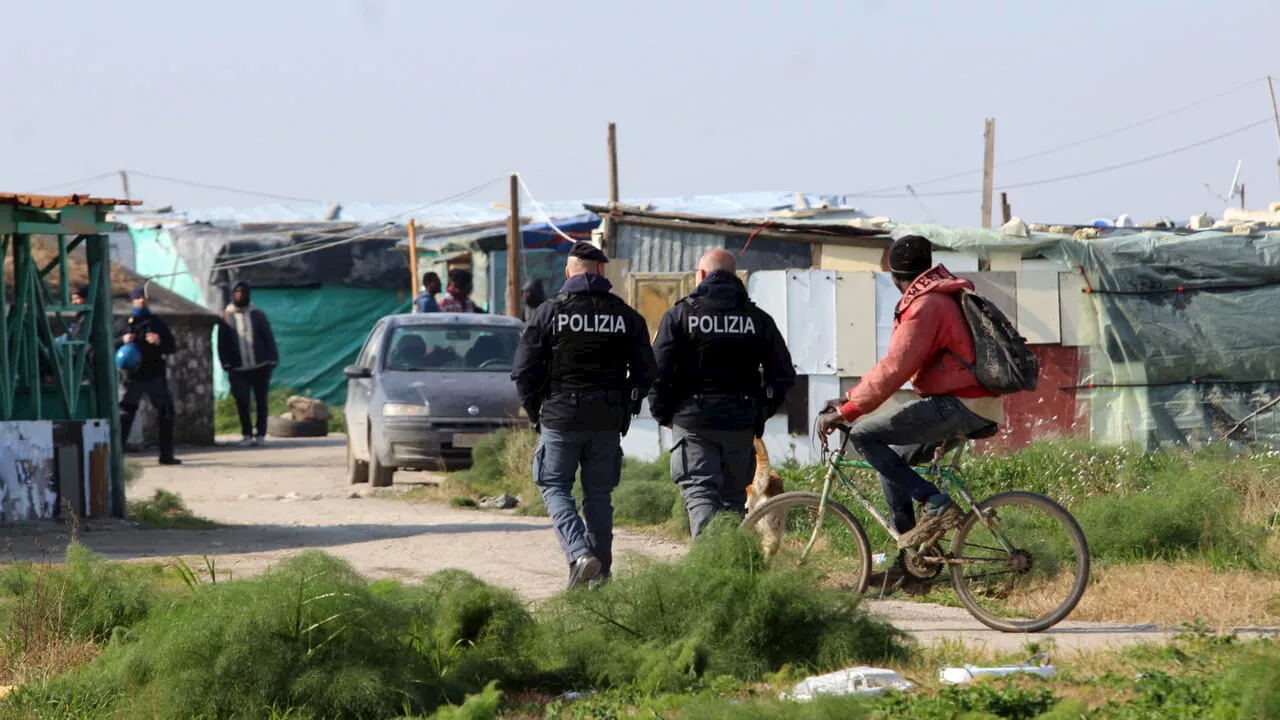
left=1000, top=192, right=1012, bottom=224
left=407, top=219, right=419, bottom=313
left=981, top=118, right=995, bottom=228
left=506, top=174, right=521, bottom=318
left=1268, top=77, right=1280, bottom=183
left=608, top=122, right=619, bottom=205
left=1241, top=183, right=1246, bottom=210
left=118, top=170, right=131, bottom=202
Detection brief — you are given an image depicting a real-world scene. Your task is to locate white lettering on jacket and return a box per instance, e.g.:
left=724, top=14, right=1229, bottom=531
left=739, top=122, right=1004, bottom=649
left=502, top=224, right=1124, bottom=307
left=556, top=313, right=626, bottom=333
left=687, top=315, right=757, bottom=335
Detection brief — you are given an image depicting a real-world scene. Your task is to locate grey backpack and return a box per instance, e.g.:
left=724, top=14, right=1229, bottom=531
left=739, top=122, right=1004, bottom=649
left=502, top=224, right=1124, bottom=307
left=948, top=289, right=1039, bottom=394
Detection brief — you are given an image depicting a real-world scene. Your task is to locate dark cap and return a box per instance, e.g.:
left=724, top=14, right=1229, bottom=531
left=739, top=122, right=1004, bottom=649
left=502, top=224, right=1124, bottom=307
left=887, top=235, right=933, bottom=280
left=129, top=285, right=148, bottom=300
left=73, top=285, right=91, bottom=300
left=568, top=241, right=608, bottom=264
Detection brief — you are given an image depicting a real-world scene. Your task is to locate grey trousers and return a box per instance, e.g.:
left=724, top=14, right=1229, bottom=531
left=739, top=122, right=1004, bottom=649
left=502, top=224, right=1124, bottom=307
left=533, top=428, right=623, bottom=575
left=670, top=426, right=756, bottom=539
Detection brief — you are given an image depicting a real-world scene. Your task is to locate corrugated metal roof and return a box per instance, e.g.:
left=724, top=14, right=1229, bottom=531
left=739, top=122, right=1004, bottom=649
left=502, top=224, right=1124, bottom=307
left=111, top=191, right=871, bottom=230
left=615, top=224, right=723, bottom=273
left=0, top=193, right=140, bottom=208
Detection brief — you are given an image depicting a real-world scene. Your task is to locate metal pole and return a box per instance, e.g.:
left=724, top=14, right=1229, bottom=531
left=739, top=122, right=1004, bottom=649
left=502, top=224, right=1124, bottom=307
left=86, top=234, right=125, bottom=517
left=407, top=219, right=419, bottom=312
left=118, top=170, right=131, bottom=202
left=506, top=174, right=521, bottom=318
left=981, top=118, right=995, bottom=228
left=1268, top=77, right=1280, bottom=185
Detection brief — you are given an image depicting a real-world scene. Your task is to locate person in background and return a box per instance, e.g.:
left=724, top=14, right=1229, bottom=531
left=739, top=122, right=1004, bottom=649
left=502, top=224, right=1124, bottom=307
left=521, top=278, right=546, bottom=322
left=217, top=281, right=280, bottom=447
left=415, top=271, right=441, bottom=313
left=65, top=285, right=90, bottom=339
left=117, top=285, right=181, bottom=465
left=440, top=268, right=483, bottom=313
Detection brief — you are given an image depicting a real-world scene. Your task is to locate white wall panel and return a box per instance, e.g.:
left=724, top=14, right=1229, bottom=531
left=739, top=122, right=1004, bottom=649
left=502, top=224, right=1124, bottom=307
left=786, top=270, right=838, bottom=375
left=748, top=270, right=788, bottom=341
left=834, top=271, right=877, bottom=376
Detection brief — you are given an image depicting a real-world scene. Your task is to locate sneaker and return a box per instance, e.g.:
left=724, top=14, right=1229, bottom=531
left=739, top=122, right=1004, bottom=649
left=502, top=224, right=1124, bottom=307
left=235, top=436, right=253, bottom=447
left=251, top=435, right=264, bottom=447
left=158, top=457, right=183, bottom=466
left=566, top=554, right=602, bottom=590
left=896, top=495, right=964, bottom=549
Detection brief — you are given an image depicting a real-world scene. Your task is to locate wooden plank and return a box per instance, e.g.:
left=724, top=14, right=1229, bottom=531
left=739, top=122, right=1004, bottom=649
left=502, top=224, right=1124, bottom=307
left=982, top=118, right=995, bottom=228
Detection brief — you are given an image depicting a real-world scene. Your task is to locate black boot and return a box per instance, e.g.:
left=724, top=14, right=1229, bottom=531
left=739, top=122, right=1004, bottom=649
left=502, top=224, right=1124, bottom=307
left=158, top=418, right=181, bottom=465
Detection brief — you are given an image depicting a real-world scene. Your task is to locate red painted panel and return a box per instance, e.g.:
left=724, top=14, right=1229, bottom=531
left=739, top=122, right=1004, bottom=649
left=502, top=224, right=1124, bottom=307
left=975, top=344, right=1085, bottom=454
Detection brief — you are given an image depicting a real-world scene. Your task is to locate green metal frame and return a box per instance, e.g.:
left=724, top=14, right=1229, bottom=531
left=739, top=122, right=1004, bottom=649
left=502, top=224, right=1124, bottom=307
left=0, top=202, right=125, bottom=516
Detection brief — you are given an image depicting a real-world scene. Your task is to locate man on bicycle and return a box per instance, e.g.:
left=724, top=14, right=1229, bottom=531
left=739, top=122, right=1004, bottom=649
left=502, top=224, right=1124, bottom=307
left=817, top=235, right=1002, bottom=551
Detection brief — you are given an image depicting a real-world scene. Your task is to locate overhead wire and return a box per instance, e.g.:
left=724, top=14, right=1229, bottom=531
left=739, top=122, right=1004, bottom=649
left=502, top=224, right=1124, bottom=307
left=848, top=116, right=1275, bottom=199
left=126, top=170, right=323, bottom=204
left=849, top=75, right=1270, bottom=197
left=31, top=171, right=119, bottom=194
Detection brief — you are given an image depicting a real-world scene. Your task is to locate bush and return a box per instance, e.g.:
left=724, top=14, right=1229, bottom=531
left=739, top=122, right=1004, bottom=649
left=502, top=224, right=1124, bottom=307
left=533, top=528, right=907, bottom=691
left=0, top=544, right=170, bottom=652
left=127, top=489, right=219, bottom=530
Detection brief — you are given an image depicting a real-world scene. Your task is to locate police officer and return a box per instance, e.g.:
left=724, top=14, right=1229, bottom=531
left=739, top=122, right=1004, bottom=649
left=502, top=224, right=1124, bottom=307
left=512, top=241, right=656, bottom=589
left=650, top=249, right=795, bottom=538
left=116, top=285, right=182, bottom=465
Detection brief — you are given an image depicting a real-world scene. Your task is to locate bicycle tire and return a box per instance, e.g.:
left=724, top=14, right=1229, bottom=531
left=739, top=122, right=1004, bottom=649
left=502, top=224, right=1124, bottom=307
left=740, top=492, right=873, bottom=595
left=948, top=491, right=1091, bottom=633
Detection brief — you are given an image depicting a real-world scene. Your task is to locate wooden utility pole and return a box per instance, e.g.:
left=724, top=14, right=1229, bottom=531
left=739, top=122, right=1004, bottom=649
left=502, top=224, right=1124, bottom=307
left=407, top=219, right=419, bottom=312
left=981, top=118, right=995, bottom=228
left=506, top=174, right=521, bottom=318
left=1000, top=192, right=1012, bottom=224
left=1241, top=184, right=1246, bottom=210
left=608, top=122, right=619, bottom=205
left=118, top=170, right=131, bottom=202
left=1268, top=77, right=1280, bottom=184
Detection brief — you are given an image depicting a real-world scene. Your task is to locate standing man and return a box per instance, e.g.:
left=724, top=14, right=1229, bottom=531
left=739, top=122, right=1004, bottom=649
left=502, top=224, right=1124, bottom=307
left=512, top=242, right=656, bottom=589
left=415, top=271, right=441, bottom=313
left=521, top=278, right=546, bottom=322
left=650, top=249, right=795, bottom=538
left=117, top=285, right=181, bottom=465
left=218, top=281, right=280, bottom=446
left=439, top=268, right=483, bottom=313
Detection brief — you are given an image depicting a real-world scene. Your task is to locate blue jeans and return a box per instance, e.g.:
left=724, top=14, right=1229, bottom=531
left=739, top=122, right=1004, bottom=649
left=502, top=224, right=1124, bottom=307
left=847, top=396, right=996, bottom=534
left=533, top=428, right=623, bottom=574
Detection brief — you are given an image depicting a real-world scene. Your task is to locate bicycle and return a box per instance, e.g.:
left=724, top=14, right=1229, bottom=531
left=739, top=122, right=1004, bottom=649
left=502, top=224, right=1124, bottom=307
left=740, top=422, right=1090, bottom=633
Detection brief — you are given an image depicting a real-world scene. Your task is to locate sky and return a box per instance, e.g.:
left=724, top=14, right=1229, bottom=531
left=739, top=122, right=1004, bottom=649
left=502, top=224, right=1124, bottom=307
left=4, top=0, right=1279, bottom=226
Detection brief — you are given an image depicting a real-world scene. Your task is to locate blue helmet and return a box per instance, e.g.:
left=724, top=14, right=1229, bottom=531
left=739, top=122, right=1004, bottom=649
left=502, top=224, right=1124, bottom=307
left=115, top=343, right=143, bottom=372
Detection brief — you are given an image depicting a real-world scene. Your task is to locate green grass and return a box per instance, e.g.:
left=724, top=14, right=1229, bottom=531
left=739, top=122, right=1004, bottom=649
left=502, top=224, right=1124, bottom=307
left=215, top=385, right=346, bottom=436
left=126, top=489, right=221, bottom=530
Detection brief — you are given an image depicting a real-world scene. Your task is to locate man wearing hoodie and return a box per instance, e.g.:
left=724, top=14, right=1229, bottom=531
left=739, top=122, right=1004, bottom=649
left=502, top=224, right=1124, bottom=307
left=521, top=278, right=546, bottom=322
left=116, top=285, right=181, bottom=465
left=650, top=249, right=795, bottom=538
left=817, top=235, right=1003, bottom=552
left=512, top=242, right=656, bottom=590
left=217, top=281, right=280, bottom=446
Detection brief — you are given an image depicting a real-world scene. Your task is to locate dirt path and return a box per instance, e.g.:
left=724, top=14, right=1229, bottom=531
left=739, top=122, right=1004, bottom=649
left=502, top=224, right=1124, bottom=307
left=2, top=437, right=1272, bottom=654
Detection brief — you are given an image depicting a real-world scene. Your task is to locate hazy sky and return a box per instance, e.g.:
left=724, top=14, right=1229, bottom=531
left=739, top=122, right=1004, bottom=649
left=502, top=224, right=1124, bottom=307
left=5, top=0, right=1278, bottom=226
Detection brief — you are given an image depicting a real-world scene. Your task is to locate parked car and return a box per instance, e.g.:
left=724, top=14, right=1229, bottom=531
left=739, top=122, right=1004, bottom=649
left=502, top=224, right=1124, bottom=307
left=343, top=312, right=528, bottom=486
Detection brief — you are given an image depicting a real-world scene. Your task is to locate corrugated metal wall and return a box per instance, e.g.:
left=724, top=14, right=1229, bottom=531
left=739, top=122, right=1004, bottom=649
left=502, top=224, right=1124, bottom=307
left=615, top=224, right=723, bottom=273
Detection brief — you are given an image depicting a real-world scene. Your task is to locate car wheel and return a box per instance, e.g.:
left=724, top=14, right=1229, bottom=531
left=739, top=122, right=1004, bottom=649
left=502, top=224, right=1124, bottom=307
left=347, top=437, right=369, bottom=485
left=369, top=431, right=395, bottom=487
left=267, top=416, right=329, bottom=438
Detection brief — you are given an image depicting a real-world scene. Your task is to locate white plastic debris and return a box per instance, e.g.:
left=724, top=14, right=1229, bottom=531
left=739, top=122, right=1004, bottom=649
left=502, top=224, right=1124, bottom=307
left=939, top=655, right=1056, bottom=685
left=872, top=552, right=888, bottom=566
left=783, top=667, right=913, bottom=700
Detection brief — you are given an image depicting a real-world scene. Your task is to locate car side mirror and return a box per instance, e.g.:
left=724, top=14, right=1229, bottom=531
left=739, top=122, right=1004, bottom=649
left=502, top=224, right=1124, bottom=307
left=344, top=365, right=372, bottom=380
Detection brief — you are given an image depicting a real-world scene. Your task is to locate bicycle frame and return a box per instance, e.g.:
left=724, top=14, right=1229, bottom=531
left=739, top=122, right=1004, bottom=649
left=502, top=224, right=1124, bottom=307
left=797, top=430, right=1013, bottom=563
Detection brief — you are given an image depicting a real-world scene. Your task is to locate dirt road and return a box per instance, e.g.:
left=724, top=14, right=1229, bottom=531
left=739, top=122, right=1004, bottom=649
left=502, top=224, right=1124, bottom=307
left=2, top=437, right=1270, bottom=654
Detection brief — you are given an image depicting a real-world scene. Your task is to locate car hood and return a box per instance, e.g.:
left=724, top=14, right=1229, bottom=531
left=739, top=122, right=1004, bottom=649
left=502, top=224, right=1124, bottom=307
left=380, top=370, right=521, bottom=419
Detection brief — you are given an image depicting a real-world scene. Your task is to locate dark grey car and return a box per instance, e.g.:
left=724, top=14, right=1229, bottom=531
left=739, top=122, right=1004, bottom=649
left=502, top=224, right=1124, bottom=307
left=343, top=312, right=529, bottom=486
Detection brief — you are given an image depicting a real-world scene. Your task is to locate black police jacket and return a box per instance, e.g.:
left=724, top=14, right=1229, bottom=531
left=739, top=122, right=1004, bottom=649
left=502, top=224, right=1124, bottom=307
left=649, top=270, right=796, bottom=433
left=114, top=311, right=178, bottom=382
left=511, top=273, right=657, bottom=433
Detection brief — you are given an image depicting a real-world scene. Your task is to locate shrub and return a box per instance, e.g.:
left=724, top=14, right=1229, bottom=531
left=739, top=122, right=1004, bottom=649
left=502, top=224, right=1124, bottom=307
left=126, top=489, right=220, bottom=530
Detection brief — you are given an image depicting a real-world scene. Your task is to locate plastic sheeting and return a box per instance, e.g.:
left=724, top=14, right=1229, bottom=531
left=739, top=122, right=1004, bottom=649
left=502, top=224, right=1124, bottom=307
left=235, top=286, right=410, bottom=406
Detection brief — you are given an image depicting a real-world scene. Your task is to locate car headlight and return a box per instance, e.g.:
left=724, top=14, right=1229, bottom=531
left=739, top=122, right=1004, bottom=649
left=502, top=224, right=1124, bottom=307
left=383, top=402, right=430, bottom=417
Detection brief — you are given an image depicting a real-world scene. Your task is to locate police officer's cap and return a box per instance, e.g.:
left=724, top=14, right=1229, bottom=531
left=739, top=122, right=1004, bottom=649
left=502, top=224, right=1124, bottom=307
left=568, top=241, right=609, bottom=264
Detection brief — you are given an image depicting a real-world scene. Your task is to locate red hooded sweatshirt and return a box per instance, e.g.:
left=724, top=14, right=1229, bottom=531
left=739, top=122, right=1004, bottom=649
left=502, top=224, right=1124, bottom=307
left=839, top=264, right=1002, bottom=423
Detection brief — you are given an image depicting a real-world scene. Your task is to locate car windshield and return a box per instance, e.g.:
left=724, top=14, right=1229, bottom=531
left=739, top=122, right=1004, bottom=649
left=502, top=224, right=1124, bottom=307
left=383, top=325, right=522, bottom=372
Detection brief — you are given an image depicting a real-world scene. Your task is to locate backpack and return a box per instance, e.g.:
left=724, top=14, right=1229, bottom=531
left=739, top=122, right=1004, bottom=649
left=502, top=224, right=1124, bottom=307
left=947, top=289, right=1039, bottom=394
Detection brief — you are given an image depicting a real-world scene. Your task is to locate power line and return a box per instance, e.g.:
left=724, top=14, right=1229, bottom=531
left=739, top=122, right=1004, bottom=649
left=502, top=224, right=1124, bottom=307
left=850, top=116, right=1274, bottom=199
left=31, top=171, right=118, bottom=193
left=850, top=76, right=1270, bottom=197
left=126, top=170, right=323, bottom=204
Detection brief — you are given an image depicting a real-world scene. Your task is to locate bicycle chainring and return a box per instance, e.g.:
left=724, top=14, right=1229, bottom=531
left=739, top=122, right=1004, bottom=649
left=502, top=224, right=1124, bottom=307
left=904, top=544, right=945, bottom=580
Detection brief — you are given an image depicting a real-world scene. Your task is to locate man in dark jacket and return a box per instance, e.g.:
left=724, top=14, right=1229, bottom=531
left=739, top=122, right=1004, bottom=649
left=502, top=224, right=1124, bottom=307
left=650, top=249, right=795, bottom=538
left=512, top=242, right=656, bottom=590
left=117, top=285, right=181, bottom=465
left=415, top=271, right=441, bottom=313
left=217, top=281, right=280, bottom=446
left=521, top=278, right=546, bottom=322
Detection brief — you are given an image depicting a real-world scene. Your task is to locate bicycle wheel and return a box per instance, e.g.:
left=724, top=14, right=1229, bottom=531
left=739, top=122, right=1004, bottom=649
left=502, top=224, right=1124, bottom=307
left=740, top=492, right=872, bottom=594
left=948, top=491, right=1090, bottom=633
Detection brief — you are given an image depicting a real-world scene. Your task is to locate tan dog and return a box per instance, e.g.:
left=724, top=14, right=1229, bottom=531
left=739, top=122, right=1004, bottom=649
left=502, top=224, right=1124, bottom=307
left=745, top=437, right=786, bottom=555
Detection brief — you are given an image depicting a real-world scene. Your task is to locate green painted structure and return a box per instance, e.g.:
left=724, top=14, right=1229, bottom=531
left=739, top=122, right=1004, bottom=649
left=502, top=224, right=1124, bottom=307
left=1, top=195, right=127, bottom=516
